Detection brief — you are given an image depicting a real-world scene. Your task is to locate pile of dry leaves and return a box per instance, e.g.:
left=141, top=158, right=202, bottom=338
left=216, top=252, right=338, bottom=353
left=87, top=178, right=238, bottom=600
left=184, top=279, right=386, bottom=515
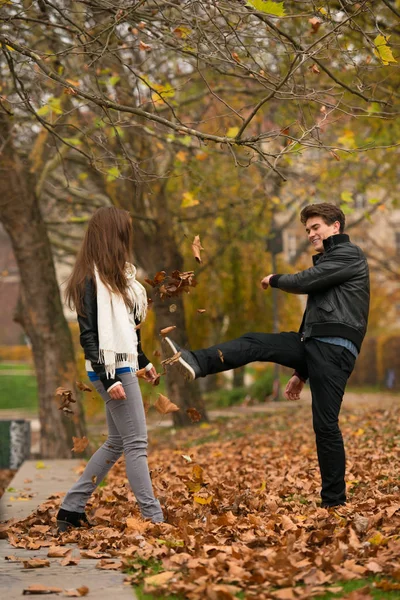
left=2, top=402, right=400, bottom=599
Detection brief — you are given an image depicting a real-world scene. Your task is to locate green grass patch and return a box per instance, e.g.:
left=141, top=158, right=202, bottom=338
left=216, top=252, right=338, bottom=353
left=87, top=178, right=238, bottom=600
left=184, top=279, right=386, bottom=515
left=204, top=368, right=275, bottom=408
left=0, top=362, right=33, bottom=371
left=0, top=373, right=38, bottom=412
left=124, top=557, right=184, bottom=600
left=314, top=577, right=400, bottom=599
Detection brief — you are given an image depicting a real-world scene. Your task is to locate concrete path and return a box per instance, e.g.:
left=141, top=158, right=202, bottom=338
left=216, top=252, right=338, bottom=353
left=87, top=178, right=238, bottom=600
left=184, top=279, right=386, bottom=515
left=0, top=460, right=136, bottom=599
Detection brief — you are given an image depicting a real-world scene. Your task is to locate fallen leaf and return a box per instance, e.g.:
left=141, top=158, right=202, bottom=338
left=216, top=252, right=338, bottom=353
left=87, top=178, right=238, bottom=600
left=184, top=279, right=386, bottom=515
left=71, top=436, right=89, bottom=453
left=217, top=349, right=224, bottom=363
left=144, top=571, right=175, bottom=587
left=161, top=351, right=181, bottom=367
left=47, top=546, right=71, bottom=557
left=96, top=559, right=123, bottom=570
left=193, top=494, right=213, bottom=505
left=126, top=517, right=152, bottom=533
left=22, top=559, right=50, bottom=569
left=76, top=381, right=91, bottom=392
left=22, top=584, right=63, bottom=594
left=197, top=308, right=206, bottom=313
left=160, top=326, right=177, bottom=336
left=186, top=408, right=202, bottom=422
left=191, top=235, right=204, bottom=263
left=309, top=16, right=321, bottom=33
left=154, top=394, right=180, bottom=415
left=139, top=40, right=151, bottom=51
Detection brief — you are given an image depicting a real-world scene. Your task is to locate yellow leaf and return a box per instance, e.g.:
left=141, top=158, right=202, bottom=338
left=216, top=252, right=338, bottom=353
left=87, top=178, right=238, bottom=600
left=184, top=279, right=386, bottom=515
left=176, top=150, right=187, bottom=162
left=181, top=191, right=199, bottom=208
left=354, top=428, right=364, bottom=436
left=373, top=35, right=397, bottom=65
left=245, top=0, right=286, bottom=17
left=36, top=105, right=50, bottom=117
left=192, top=464, right=204, bottom=482
left=193, top=494, right=213, bottom=505
left=368, top=532, right=387, bottom=546
left=35, top=461, right=46, bottom=469
left=184, top=481, right=202, bottom=493
left=337, top=130, right=356, bottom=149
left=258, top=480, right=267, bottom=493
left=227, top=126, right=239, bottom=138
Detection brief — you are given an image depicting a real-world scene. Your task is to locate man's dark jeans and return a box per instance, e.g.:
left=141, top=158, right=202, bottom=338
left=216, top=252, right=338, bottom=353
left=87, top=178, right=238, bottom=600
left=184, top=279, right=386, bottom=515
left=194, top=332, right=356, bottom=507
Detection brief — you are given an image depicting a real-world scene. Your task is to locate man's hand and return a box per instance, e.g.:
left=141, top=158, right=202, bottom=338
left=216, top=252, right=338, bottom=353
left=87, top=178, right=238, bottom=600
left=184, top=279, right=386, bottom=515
left=284, top=375, right=304, bottom=401
left=261, top=274, right=275, bottom=290
left=108, top=383, right=126, bottom=400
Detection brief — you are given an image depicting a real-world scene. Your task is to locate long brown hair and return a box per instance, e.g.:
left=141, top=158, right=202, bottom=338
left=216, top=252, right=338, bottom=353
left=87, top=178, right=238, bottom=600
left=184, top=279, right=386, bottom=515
left=65, top=206, right=134, bottom=316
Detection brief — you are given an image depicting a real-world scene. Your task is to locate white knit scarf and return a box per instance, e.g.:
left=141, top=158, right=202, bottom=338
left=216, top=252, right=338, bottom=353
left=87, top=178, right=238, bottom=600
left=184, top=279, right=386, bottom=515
left=95, top=263, right=148, bottom=378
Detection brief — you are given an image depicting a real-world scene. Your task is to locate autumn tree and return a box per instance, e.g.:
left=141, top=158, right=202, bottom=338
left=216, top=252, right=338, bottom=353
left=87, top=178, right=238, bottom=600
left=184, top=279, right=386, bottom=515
left=1, top=0, right=399, bottom=428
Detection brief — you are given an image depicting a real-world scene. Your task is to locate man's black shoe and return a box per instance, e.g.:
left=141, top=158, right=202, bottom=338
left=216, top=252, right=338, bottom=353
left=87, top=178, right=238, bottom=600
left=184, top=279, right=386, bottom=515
left=56, top=508, right=92, bottom=532
left=161, top=337, right=201, bottom=381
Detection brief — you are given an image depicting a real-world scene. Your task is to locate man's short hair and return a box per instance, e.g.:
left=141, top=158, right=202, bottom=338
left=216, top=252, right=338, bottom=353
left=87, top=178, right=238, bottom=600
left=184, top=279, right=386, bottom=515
left=300, top=203, right=345, bottom=233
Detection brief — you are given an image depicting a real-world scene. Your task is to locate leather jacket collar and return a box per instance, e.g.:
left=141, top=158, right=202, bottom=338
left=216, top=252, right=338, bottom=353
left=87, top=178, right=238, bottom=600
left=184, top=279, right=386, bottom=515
left=312, top=234, right=350, bottom=265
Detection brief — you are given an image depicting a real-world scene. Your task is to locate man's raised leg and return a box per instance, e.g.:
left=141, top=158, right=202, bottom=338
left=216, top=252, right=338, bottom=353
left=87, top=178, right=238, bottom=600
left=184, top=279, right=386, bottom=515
left=162, top=331, right=307, bottom=380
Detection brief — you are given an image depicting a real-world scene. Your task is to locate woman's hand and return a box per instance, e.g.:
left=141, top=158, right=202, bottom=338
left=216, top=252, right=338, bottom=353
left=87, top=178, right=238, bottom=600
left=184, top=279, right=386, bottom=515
left=143, top=366, right=160, bottom=386
left=108, top=383, right=126, bottom=400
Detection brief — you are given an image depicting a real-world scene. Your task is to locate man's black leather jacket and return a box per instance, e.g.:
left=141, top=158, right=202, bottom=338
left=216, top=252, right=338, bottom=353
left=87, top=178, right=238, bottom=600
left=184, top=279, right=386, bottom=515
left=269, top=234, right=369, bottom=352
left=78, top=277, right=151, bottom=391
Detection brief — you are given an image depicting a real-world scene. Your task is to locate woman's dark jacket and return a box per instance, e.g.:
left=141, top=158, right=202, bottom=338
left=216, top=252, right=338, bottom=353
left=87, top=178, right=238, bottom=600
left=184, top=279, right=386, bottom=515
left=78, top=277, right=151, bottom=391
left=269, top=234, right=369, bottom=352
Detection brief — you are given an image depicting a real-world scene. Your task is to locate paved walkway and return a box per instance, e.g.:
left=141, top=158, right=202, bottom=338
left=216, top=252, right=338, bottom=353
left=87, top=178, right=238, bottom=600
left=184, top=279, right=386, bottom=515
left=0, top=460, right=136, bottom=599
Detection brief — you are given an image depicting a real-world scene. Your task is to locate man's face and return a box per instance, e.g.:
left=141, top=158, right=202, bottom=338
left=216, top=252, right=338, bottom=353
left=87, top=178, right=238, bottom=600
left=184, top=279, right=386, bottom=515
left=305, top=216, right=340, bottom=253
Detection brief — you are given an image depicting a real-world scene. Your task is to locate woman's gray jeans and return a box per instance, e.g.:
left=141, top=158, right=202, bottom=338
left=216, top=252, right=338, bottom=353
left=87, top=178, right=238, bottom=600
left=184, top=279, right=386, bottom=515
left=61, top=372, right=163, bottom=522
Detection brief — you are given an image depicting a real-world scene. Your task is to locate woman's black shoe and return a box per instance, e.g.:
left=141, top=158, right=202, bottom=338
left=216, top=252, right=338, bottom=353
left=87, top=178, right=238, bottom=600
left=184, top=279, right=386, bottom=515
left=56, top=508, right=92, bottom=532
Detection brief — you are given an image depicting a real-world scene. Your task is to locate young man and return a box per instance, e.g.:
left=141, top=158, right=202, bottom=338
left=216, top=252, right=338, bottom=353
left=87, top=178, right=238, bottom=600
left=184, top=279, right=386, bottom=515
left=162, top=203, right=370, bottom=508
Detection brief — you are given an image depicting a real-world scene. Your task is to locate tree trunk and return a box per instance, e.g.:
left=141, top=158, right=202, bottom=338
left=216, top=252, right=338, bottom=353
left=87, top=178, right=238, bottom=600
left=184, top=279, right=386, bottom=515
left=129, top=191, right=208, bottom=426
left=0, top=115, right=87, bottom=457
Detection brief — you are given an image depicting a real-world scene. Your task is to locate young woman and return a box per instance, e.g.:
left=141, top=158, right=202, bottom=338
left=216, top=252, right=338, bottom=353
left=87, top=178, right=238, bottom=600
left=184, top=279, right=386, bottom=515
left=56, top=207, right=164, bottom=530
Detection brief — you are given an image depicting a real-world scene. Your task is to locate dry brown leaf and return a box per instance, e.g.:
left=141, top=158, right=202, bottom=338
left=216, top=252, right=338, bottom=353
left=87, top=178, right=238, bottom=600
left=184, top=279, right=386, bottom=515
left=152, top=374, right=161, bottom=386
left=309, top=16, right=321, bottom=33
left=191, top=235, right=204, bottom=263
left=154, top=394, right=180, bottom=415
left=310, top=64, right=321, bottom=74
left=217, top=349, right=224, bottom=363
left=186, top=407, right=202, bottom=422
left=160, top=326, right=176, bottom=336
left=22, top=584, right=63, bottom=594
left=22, top=559, right=50, bottom=569
left=96, top=559, right=123, bottom=570
left=60, top=554, right=80, bottom=566
left=76, top=381, right=91, bottom=392
left=56, top=386, right=76, bottom=411
left=47, top=546, right=71, bottom=557
left=126, top=517, right=152, bottom=533
left=64, top=587, right=89, bottom=597
left=161, top=351, right=181, bottom=367
left=197, top=308, right=206, bottom=314
left=71, top=436, right=89, bottom=453
left=139, top=40, right=152, bottom=51
left=144, top=571, right=175, bottom=587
